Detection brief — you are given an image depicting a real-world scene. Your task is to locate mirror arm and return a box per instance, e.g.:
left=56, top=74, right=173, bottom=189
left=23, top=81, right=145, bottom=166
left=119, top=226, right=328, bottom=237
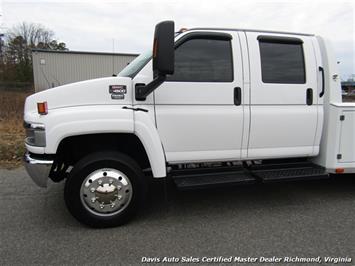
left=135, top=75, right=166, bottom=101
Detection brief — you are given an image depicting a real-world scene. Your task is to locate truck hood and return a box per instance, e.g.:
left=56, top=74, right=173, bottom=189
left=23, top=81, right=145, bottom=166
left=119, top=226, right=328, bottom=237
left=25, top=77, right=133, bottom=114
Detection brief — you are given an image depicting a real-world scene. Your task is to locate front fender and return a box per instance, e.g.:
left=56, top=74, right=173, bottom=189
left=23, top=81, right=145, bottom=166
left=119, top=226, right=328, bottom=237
left=26, top=105, right=167, bottom=178
left=134, top=111, right=167, bottom=178
left=43, top=105, right=134, bottom=153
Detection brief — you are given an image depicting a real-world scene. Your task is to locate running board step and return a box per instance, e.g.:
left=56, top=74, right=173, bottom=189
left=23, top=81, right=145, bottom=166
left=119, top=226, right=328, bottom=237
left=250, top=162, right=329, bottom=183
left=172, top=169, right=256, bottom=190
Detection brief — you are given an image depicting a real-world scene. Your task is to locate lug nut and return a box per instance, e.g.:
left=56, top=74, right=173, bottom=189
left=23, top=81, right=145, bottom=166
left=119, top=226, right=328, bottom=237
left=91, top=197, right=96, bottom=203
left=110, top=203, right=115, bottom=208
left=98, top=180, right=103, bottom=185
left=117, top=195, right=122, bottom=201
left=100, top=204, right=104, bottom=209
left=109, top=179, right=113, bottom=184
left=117, top=186, right=122, bottom=191
left=90, top=187, right=95, bottom=193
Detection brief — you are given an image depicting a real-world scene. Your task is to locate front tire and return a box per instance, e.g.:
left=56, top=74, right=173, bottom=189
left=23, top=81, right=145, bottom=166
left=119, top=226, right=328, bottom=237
left=64, top=151, right=147, bottom=228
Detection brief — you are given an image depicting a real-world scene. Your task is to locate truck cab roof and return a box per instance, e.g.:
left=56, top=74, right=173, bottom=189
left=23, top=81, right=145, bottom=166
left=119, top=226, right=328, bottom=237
left=184, top=27, right=315, bottom=37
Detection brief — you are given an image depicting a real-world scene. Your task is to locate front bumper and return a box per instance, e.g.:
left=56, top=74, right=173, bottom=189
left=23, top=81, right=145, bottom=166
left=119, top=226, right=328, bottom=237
left=23, top=152, right=53, bottom=188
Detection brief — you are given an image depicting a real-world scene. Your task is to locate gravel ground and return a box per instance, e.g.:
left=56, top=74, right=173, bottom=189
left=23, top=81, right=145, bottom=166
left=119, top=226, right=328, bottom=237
left=1, top=167, right=355, bottom=265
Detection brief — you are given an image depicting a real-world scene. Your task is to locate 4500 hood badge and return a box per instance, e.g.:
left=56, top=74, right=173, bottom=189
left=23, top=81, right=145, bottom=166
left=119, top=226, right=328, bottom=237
left=109, top=85, right=127, bottom=100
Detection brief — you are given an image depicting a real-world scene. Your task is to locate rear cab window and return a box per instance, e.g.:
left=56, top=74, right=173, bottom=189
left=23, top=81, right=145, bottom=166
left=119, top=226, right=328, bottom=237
left=258, top=35, right=306, bottom=84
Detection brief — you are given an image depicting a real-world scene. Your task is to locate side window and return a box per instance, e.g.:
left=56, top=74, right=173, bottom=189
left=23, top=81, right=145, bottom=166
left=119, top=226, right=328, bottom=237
left=259, top=38, right=306, bottom=84
left=167, top=38, right=233, bottom=82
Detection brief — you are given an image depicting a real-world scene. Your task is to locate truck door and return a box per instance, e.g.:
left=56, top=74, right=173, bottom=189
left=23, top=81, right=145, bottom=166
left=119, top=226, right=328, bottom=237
left=154, top=31, right=245, bottom=163
left=246, top=33, right=319, bottom=158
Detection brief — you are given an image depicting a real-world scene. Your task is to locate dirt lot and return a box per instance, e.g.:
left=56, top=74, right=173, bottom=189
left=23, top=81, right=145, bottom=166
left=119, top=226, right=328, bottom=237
left=343, top=95, right=355, bottom=102
left=0, top=90, right=31, bottom=168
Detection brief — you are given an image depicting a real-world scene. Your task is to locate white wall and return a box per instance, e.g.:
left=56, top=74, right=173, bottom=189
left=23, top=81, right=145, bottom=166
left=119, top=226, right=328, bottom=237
left=32, top=50, right=137, bottom=91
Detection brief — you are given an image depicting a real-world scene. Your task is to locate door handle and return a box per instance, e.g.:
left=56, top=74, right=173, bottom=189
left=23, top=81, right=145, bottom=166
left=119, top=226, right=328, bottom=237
left=234, top=87, right=241, bottom=106
left=319, top=66, right=325, bottom=97
left=306, top=88, right=313, bottom=105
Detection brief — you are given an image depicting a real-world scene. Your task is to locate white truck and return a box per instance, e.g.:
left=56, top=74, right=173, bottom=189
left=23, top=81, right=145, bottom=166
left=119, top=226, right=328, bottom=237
left=24, top=21, right=355, bottom=227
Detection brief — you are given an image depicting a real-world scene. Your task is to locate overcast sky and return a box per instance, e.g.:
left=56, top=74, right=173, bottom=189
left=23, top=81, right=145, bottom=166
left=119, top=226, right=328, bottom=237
left=1, top=0, right=354, bottom=79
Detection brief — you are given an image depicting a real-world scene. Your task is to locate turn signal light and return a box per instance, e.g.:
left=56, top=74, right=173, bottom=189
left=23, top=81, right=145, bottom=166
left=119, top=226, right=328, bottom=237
left=37, top=102, right=48, bottom=115
left=153, top=38, right=158, bottom=58
left=335, top=168, right=344, bottom=174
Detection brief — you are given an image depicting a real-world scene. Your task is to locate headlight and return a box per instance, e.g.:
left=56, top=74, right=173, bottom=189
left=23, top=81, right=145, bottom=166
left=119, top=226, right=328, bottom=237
left=24, top=122, right=46, bottom=147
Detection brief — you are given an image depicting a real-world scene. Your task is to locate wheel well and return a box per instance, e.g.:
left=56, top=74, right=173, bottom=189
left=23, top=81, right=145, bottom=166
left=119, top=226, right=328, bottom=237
left=54, top=133, right=151, bottom=175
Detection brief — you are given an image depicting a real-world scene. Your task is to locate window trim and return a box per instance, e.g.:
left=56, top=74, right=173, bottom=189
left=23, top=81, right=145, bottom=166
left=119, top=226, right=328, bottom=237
left=166, top=32, right=234, bottom=83
left=258, top=36, right=306, bottom=84
left=257, top=35, right=303, bottom=44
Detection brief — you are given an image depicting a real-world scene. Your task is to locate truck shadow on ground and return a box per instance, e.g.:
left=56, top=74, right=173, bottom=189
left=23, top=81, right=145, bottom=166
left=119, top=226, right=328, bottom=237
left=45, top=174, right=355, bottom=228
left=138, top=174, right=355, bottom=223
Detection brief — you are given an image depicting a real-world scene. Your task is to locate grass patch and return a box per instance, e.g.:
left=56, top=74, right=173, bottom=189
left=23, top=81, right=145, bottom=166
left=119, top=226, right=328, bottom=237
left=0, top=90, right=32, bottom=169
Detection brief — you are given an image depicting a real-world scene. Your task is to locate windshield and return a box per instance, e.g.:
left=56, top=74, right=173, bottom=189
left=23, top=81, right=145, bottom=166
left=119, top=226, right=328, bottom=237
left=118, top=50, right=152, bottom=78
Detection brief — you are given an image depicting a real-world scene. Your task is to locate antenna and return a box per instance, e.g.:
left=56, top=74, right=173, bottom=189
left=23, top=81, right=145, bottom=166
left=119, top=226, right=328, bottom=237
left=112, top=38, right=116, bottom=76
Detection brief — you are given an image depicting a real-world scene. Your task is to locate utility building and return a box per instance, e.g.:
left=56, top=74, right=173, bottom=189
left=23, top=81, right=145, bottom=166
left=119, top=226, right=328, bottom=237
left=32, top=49, right=138, bottom=92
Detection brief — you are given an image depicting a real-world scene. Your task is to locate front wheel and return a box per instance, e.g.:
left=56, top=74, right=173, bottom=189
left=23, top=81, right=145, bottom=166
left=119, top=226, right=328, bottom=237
left=64, top=151, right=147, bottom=228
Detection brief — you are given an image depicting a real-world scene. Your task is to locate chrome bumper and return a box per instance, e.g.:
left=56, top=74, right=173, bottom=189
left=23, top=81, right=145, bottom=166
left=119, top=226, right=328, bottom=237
left=23, top=152, right=53, bottom=188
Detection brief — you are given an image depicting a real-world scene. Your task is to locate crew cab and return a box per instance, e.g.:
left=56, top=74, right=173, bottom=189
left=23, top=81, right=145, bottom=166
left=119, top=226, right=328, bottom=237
left=23, top=21, right=355, bottom=227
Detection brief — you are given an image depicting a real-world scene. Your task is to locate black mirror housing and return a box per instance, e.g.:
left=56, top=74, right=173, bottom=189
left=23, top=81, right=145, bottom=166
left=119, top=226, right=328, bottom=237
left=153, top=21, right=175, bottom=77
left=135, top=20, right=175, bottom=101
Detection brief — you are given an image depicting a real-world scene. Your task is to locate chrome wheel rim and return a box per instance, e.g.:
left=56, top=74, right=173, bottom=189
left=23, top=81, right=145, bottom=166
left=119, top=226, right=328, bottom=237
left=80, top=168, right=133, bottom=216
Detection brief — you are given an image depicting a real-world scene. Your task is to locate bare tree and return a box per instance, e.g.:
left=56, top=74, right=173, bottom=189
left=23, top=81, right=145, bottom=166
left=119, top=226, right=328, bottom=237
left=3, top=22, right=68, bottom=82
left=7, top=22, right=54, bottom=47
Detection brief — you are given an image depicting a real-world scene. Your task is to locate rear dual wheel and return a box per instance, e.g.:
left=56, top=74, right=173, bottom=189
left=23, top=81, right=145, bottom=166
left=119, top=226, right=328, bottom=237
left=64, top=151, right=147, bottom=228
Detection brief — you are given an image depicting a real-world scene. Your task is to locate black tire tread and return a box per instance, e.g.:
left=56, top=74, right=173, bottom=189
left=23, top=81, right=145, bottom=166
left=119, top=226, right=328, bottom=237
left=64, top=151, right=147, bottom=228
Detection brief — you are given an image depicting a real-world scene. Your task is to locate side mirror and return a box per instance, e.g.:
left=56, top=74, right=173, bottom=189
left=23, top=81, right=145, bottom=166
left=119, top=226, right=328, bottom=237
left=136, top=20, right=175, bottom=101
left=153, top=21, right=175, bottom=77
